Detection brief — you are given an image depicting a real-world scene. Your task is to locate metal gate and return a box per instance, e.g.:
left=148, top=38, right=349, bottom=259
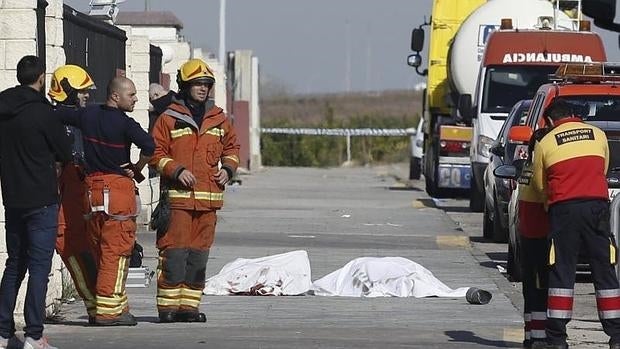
left=36, top=0, right=47, bottom=63
left=149, top=44, right=162, bottom=84
left=63, top=5, right=126, bottom=103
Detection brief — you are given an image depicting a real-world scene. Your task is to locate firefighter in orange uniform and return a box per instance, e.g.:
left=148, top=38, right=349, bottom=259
left=59, top=76, right=155, bottom=326
left=532, top=99, right=620, bottom=349
left=150, top=59, right=240, bottom=323
left=517, top=129, right=551, bottom=349
left=48, top=65, right=98, bottom=323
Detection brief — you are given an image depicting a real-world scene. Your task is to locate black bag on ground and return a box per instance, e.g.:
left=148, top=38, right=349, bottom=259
left=129, top=242, right=144, bottom=267
left=149, top=189, right=171, bottom=237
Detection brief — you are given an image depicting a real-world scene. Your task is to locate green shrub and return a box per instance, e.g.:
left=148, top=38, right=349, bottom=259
left=261, top=104, right=418, bottom=167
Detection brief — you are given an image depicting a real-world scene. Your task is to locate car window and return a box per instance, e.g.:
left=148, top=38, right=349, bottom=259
left=558, top=96, right=620, bottom=121
left=527, top=92, right=546, bottom=129
left=481, top=66, right=556, bottom=114
left=607, top=131, right=620, bottom=174
left=499, top=101, right=531, bottom=142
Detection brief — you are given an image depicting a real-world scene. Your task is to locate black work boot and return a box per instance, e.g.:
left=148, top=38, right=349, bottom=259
left=158, top=311, right=176, bottom=323
left=94, top=312, right=137, bottom=326
left=175, top=312, right=206, bottom=323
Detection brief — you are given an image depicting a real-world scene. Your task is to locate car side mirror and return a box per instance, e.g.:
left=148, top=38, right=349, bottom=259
left=490, top=144, right=504, bottom=157
left=494, top=164, right=517, bottom=179
left=458, top=94, right=473, bottom=121
left=508, top=125, right=533, bottom=144
left=407, top=54, right=422, bottom=68
left=411, top=28, right=425, bottom=52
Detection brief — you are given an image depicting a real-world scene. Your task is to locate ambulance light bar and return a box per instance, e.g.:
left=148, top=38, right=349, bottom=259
left=552, top=63, right=620, bottom=82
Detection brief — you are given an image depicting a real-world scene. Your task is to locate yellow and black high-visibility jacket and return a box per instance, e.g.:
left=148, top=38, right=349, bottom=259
left=532, top=117, right=609, bottom=205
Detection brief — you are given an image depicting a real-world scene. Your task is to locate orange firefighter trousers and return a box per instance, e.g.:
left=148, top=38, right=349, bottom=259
left=156, top=209, right=216, bottom=314
left=85, top=174, right=137, bottom=321
left=56, top=164, right=97, bottom=317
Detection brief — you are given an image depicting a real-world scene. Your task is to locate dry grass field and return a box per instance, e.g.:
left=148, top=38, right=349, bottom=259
left=260, top=89, right=423, bottom=125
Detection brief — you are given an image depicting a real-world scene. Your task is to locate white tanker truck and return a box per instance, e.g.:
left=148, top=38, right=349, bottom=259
left=408, top=0, right=606, bottom=209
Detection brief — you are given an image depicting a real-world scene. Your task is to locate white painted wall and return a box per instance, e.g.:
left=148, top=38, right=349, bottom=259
left=117, top=25, right=160, bottom=225
left=119, top=25, right=190, bottom=92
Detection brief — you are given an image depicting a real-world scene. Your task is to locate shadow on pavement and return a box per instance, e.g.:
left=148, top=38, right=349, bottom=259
left=46, top=316, right=161, bottom=326
left=439, top=205, right=473, bottom=213
left=445, top=330, right=520, bottom=347
left=479, top=260, right=505, bottom=270
left=388, top=185, right=422, bottom=191
left=486, top=252, right=507, bottom=262
left=470, top=236, right=492, bottom=243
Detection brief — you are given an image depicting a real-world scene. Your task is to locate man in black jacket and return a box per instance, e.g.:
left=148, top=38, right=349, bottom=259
left=0, top=56, right=71, bottom=349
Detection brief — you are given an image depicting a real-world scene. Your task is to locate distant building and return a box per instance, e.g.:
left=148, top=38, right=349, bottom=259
left=116, top=11, right=190, bottom=91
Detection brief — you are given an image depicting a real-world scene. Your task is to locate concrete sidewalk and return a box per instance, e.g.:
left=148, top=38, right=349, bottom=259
left=44, top=166, right=522, bottom=348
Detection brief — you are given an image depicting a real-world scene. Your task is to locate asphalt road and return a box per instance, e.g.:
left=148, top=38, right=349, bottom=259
left=39, top=164, right=582, bottom=348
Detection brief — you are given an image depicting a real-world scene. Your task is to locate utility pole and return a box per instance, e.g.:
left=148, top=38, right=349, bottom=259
left=144, top=0, right=149, bottom=11
left=365, top=25, right=372, bottom=92
left=219, top=0, right=226, bottom=65
left=345, top=20, right=351, bottom=93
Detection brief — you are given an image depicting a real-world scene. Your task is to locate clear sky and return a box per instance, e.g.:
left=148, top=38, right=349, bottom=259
left=65, top=0, right=620, bottom=95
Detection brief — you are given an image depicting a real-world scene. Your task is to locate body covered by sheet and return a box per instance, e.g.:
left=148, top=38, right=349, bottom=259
left=311, top=257, right=470, bottom=298
left=203, top=250, right=312, bottom=296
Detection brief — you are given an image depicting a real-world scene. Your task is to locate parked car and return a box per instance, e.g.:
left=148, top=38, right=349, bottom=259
left=482, top=100, right=531, bottom=243
left=409, top=118, right=425, bottom=180
left=496, top=62, right=620, bottom=281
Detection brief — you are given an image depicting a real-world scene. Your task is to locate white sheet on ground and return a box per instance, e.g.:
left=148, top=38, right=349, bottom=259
left=311, top=257, right=470, bottom=298
left=203, top=250, right=312, bottom=296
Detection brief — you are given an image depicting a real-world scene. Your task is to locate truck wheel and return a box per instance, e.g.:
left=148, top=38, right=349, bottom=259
left=469, top=178, right=485, bottom=212
left=482, top=202, right=493, bottom=240
left=492, top=197, right=508, bottom=243
left=409, top=156, right=421, bottom=180
left=425, top=169, right=451, bottom=198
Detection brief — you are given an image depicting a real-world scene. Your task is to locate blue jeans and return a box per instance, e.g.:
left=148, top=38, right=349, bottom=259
left=0, top=204, right=58, bottom=340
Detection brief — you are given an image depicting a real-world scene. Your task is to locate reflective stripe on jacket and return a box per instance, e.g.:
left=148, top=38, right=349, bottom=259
left=532, top=118, right=609, bottom=205
left=150, top=100, right=240, bottom=210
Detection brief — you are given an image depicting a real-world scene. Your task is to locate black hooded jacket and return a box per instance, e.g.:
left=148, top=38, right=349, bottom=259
left=0, top=85, right=71, bottom=208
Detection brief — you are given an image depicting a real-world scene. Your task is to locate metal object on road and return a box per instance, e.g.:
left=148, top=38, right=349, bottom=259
left=466, top=287, right=493, bottom=305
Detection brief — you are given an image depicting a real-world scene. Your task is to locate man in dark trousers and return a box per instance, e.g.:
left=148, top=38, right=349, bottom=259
left=0, top=56, right=71, bottom=349
left=532, top=98, right=620, bottom=349
left=60, top=76, right=155, bottom=326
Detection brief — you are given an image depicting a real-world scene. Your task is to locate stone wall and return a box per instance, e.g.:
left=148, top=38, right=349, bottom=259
left=119, top=25, right=160, bottom=225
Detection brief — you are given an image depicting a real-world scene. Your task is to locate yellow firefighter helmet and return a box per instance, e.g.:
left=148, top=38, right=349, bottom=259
left=48, top=65, right=95, bottom=102
left=177, top=59, right=216, bottom=86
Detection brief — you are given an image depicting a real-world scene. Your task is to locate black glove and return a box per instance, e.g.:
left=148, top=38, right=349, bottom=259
left=129, top=242, right=144, bottom=268
left=150, top=189, right=171, bottom=238
left=59, top=77, right=79, bottom=106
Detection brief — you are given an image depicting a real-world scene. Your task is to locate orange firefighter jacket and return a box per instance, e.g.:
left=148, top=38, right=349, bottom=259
left=517, top=163, right=549, bottom=238
left=150, top=99, right=240, bottom=211
left=532, top=117, right=609, bottom=205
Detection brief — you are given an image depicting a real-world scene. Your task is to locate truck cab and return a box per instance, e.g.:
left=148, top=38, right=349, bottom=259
left=468, top=21, right=607, bottom=211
